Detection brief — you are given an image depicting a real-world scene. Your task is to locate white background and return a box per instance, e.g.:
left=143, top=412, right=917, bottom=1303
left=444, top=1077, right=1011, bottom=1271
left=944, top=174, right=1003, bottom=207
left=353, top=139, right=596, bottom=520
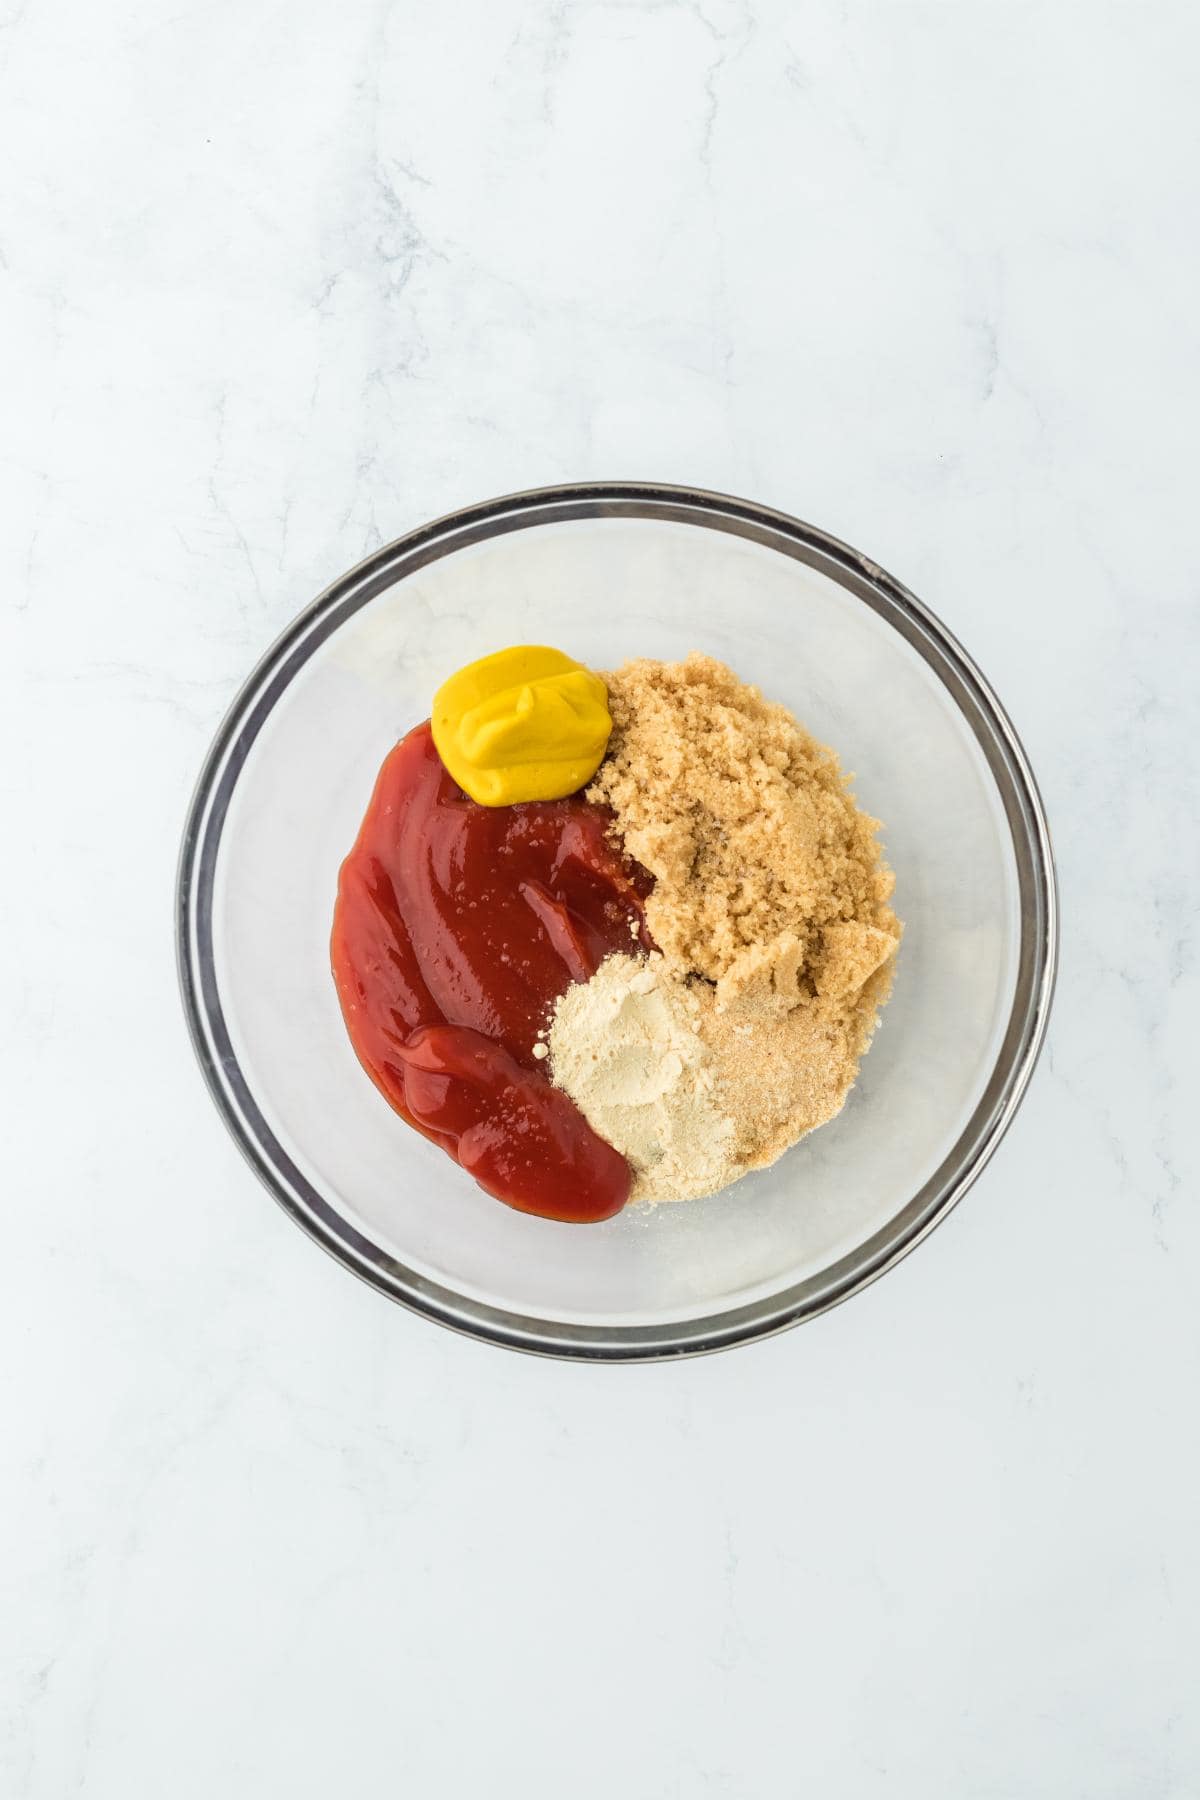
left=3, top=3, right=1198, bottom=1795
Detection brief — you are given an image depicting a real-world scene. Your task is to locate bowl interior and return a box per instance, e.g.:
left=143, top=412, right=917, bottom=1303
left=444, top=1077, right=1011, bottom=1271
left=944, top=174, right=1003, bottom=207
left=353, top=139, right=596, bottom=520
left=206, top=509, right=1022, bottom=1336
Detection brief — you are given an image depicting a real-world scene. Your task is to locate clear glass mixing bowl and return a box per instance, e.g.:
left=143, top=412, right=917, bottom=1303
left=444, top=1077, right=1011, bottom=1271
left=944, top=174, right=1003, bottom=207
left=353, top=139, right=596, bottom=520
left=177, top=484, right=1056, bottom=1358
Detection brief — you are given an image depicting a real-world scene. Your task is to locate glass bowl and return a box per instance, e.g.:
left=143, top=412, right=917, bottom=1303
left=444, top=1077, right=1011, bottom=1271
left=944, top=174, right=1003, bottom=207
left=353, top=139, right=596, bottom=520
left=177, top=483, right=1056, bottom=1359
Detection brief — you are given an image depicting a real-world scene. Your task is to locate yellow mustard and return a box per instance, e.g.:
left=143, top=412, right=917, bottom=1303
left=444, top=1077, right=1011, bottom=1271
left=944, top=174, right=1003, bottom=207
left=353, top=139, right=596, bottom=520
left=431, top=645, right=613, bottom=806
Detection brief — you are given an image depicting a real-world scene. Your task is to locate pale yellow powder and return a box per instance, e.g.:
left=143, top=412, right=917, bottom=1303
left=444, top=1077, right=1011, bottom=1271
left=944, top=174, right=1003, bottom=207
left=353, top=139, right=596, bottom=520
left=548, top=955, right=736, bottom=1203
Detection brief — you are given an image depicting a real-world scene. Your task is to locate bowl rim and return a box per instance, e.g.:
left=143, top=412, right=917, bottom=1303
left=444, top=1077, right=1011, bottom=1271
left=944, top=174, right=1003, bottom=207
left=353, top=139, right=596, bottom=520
left=176, top=480, right=1058, bottom=1361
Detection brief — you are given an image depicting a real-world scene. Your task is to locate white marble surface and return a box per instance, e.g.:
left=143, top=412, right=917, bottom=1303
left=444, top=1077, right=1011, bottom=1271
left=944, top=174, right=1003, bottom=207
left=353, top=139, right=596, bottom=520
left=3, top=2, right=1198, bottom=1794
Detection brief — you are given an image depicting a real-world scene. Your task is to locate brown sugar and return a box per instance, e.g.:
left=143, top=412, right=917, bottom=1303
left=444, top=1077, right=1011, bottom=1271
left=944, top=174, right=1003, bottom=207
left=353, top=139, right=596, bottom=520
left=700, top=952, right=898, bottom=1177
left=589, top=653, right=899, bottom=1000
left=564, top=653, right=903, bottom=1196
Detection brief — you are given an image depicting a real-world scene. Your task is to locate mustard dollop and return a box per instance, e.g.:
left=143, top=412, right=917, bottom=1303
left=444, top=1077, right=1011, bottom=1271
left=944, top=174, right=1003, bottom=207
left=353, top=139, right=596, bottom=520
left=431, top=645, right=613, bottom=806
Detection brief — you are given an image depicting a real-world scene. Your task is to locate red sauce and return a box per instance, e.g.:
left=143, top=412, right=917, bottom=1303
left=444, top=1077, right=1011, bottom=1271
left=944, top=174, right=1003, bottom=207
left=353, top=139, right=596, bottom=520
left=331, top=723, right=652, bottom=1222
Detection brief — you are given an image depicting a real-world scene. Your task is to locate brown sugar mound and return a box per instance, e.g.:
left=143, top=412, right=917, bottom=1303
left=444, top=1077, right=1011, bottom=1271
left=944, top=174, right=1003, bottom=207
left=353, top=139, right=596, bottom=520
left=579, top=654, right=903, bottom=1186
left=589, top=653, right=900, bottom=1005
left=700, top=950, right=898, bottom=1175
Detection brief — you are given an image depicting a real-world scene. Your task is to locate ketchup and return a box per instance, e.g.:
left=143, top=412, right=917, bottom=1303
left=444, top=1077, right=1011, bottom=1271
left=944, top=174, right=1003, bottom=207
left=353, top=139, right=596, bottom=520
left=331, top=723, right=652, bottom=1222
